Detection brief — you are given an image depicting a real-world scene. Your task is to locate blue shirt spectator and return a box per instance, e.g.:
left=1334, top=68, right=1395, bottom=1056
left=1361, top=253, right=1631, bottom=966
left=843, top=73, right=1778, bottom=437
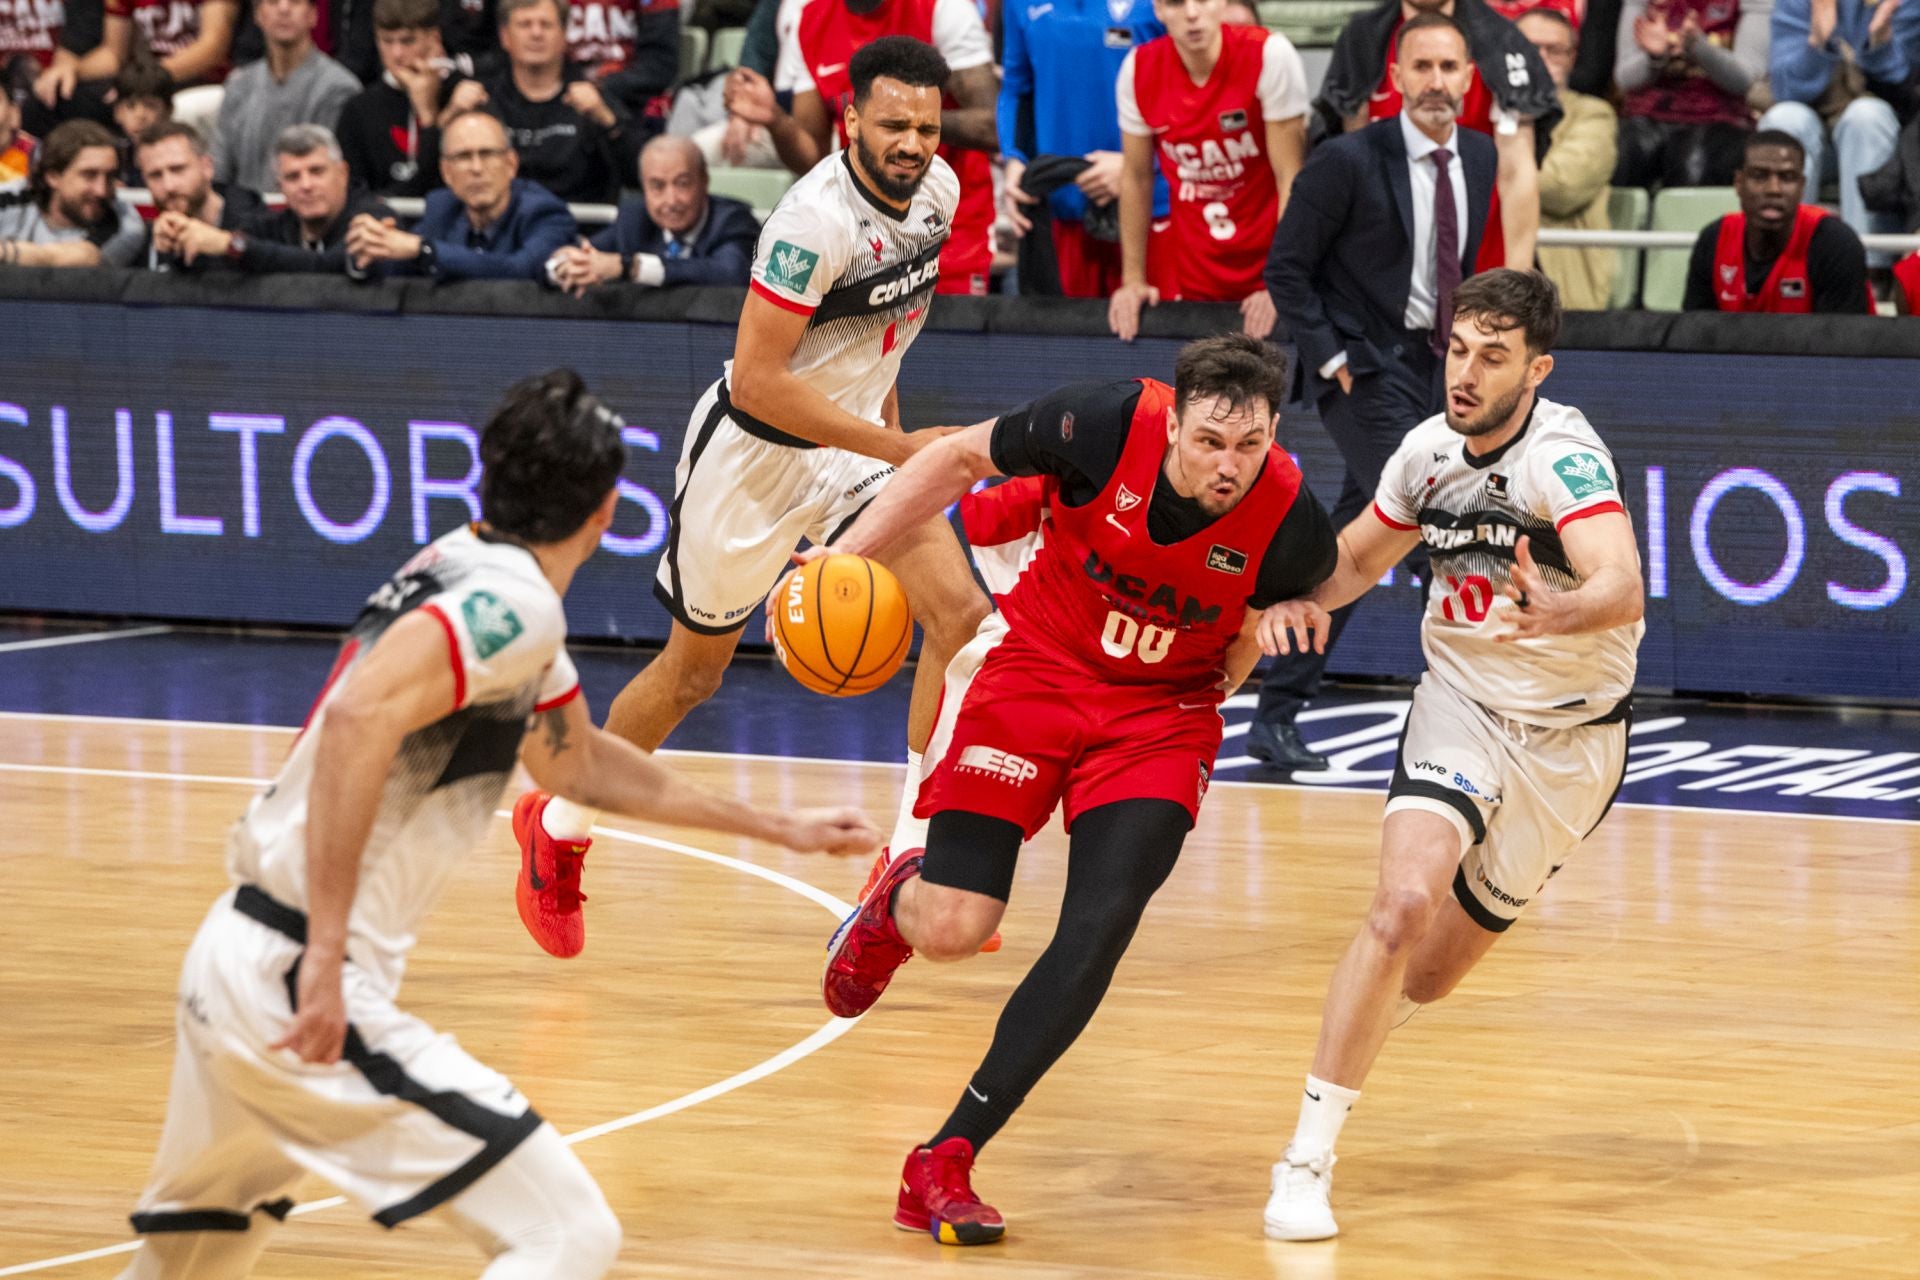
left=1757, top=0, right=1908, bottom=267
left=998, top=0, right=1165, bottom=296
left=346, top=109, right=578, bottom=280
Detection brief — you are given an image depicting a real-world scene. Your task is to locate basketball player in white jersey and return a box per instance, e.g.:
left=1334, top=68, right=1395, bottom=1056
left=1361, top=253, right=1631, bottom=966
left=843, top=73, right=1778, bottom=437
left=514, top=36, right=991, bottom=959
left=1257, top=270, right=1646, bottom=1241
left=118, top=371, right=877, bottom=1280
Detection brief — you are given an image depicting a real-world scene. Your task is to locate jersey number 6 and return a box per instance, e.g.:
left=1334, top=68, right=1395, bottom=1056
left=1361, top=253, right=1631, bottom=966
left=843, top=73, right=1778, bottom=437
left=1101, top=610, right=1175, bottom=663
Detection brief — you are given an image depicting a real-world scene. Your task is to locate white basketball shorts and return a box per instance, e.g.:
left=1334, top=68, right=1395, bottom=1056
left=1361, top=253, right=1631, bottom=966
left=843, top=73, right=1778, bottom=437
left=653, top=378, right=897, bottom=635
left=128, top=887, right=541, bottom=1237
left=1385, top=674, right=1629, bottom=931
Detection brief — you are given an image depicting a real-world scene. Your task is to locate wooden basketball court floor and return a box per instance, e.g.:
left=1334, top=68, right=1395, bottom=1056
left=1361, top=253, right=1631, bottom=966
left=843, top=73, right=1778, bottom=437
left=3, top=711, right=1917, bottom=1279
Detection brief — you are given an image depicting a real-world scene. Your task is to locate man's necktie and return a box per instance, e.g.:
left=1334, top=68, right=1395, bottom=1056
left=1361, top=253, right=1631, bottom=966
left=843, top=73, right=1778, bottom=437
left=1431, top=146, right=1459, bottom=358
left=665, top=239, right=684, bottom=260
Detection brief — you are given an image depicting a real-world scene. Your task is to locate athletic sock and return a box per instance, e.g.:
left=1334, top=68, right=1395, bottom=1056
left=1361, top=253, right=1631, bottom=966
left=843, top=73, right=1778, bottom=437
left=928, top=1076, right=1021, bottom=1152
left=542, top=797, right=599, bottom=842
left=888, top=749, right=929, bottom=854
left=1288, top=1074, right=1361, bottom=1163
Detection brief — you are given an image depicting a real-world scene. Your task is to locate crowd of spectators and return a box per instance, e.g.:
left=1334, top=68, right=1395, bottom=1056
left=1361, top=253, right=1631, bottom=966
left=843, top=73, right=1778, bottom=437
left=5, top=0, right=1920, bottom=314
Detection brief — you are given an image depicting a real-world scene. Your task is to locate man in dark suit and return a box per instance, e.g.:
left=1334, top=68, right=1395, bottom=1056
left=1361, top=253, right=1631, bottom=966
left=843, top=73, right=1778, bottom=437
left=1248, top=11, right=1495, bottom=771
left=546, top=134, right=761, bottom=294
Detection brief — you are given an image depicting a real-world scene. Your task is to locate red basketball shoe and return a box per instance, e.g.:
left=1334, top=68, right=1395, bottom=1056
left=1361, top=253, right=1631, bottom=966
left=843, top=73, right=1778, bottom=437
left=513, top=791, right=592, bottom=958
left=895, top=1138, right=1006, bottom=1245
left=859, top=848, right=1002, bottom=955
left=823, top=851, right=922, bottom=1017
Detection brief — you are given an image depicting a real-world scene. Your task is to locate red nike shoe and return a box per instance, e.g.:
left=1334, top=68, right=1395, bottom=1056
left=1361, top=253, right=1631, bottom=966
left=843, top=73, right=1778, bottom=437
left=895, top=1137, right=1005, bottom=1245
left=513, top=791, right=592, bottom=958
left=823, top=851, right=922, bottom=1017
left=860, top=848, right=1002, bottom=955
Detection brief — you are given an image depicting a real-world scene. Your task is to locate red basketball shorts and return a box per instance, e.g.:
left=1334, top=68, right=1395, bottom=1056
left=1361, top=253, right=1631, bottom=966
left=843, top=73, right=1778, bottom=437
left=916, top=617, right=1225, bottom=840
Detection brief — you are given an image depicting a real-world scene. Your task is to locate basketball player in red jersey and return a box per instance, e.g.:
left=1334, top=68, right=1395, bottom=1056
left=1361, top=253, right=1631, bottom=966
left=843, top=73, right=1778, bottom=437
left=725, top=0, right=999, bottom=295
left=1321, top=0, right=1555, bottom=273
left=1108, top=0, right=1310, bottom=341
left=806, top=335, right=1338, bottom=1245
left=1682, top=130, right=1874, bottom=315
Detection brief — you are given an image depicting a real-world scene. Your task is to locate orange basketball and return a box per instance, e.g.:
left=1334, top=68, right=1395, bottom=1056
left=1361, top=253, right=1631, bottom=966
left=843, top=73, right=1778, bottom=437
left=771, top=554, right=913, bottom=697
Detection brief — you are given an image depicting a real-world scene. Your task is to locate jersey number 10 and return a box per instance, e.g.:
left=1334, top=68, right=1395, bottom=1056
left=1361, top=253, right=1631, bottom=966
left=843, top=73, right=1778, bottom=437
left=1101, top=610, right=1175, bottom=663
left=1438, top=574, right=1496, bottom=623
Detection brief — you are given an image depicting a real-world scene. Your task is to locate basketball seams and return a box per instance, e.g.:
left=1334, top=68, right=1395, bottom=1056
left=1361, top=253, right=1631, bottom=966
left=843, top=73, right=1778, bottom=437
left=845, top=557, right=878, bottom=682
left=773, top=569, right=845, bottom=692
left=774, top=555, right=912, bottom=697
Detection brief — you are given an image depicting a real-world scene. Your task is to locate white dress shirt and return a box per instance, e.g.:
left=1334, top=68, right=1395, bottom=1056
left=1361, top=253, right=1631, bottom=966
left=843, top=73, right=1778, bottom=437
left=1317, top=112, right=1470, bottom=381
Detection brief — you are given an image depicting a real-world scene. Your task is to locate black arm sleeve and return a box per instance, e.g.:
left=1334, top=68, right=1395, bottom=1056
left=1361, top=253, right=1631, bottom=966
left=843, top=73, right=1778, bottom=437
left=987, top=378, right=1143, bottom=507
left=1682, top=223, right=1720, bottom=311
left=1248, top=483, right=1339, bottom=609
left=1808, top=217, right=1871, bottom=314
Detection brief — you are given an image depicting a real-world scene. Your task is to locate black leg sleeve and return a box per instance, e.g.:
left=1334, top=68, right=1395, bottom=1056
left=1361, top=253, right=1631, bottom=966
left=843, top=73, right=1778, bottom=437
left=927, top=799, right=1192, bottom=1153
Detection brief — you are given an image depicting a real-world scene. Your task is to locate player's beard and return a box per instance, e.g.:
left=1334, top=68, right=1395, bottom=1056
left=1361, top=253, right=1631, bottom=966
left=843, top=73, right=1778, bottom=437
left=854, top=133, right=927, bottom=204
left=1446, top=381, right=1527, bottom=438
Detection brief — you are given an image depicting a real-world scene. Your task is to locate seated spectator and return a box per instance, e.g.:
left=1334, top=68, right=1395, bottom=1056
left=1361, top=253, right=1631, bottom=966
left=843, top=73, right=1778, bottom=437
left=1313, top=0, right=1558, bottom=272
left=546, top=132, right=757, bottom=291
left=33, top=0, right=241, bottom=129
left=1, top=85, right=36, bottom=183
left=2, top=0, right=70, bottom=101
left=568, top=0, right=679, bottom=119
left=723, top=0, right=1000, bottom=296
left=1519, top=6, right=1617, bottom=308
left=1613, top=0, right=1765, bottom=189
left=345, top=105, right=576, bottom=277
left=1684, top=128, right=1874, bottom=311
left=0, top=118, right=145, bottom=265
left=1110, top=0, right=1309, bottom=340
left=110, top=57, right=176, bottom=184
left=337, top=0, right=471, bottom=197
left=213, top=0, right=361, bottom=193
left=997, top=0, right=1163, bottom=299
left=137, top=119, right=268, bottom=266
left=153, top=122, right=396, bottom=269
left=1757, top=0, right=1906, bottom=276
left=454, top=0, right=635, bottom=204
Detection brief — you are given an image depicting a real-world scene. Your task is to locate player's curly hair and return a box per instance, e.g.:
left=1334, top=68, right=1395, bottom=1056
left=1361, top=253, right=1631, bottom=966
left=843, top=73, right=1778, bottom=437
left=850, top=36, right=950, bottom=106
left=1173, top=333, right=1289, bottom=421
left=1451, top=268, right=1562, bottom=357
left=480, top=370, right=628, bottom=544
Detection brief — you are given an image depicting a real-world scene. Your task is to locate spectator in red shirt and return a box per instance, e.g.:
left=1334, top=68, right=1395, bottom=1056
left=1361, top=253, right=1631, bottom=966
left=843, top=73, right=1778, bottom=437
left=36, top=0, right=241, bottom=118
left=1612, top=0, right=1765, bottom=189
left=1109, top=0, right=1310, bottom=342
left=568, top=0, right=679, bottom=119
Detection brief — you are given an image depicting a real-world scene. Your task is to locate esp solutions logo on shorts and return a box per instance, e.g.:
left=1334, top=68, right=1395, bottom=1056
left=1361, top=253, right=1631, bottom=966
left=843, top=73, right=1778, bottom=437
left=956, top=746, right=1040, bottom=785
left=1553, top=452, right=1615, bottom=500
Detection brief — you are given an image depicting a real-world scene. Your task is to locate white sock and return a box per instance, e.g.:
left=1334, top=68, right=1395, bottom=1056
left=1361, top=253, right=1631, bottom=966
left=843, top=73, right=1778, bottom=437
left=887, top=749, right=929, bottom=854
left=542, top=796, right=599, bottom=843
left=1287, top=1074, right=1361, bottom=1164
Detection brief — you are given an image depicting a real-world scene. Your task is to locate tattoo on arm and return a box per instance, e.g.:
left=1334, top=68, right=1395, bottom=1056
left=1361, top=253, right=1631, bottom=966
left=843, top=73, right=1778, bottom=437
left=539, top=707, right=573, bottom=756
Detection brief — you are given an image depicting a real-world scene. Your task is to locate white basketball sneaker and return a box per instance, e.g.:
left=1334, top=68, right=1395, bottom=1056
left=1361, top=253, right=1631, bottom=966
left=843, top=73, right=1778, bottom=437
left=1264, top=1149, right=1338, bottom=1241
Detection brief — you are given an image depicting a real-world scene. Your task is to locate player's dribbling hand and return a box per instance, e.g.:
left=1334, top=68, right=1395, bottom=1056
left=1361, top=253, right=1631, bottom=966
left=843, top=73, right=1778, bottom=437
left=1497, top=535, right=1566, bottom=642
left=271, top=957, right=350, bottom=1064
left=778, top=807, right=882, bottom=855
left=1256, top=598, right=1330, bottom=657
left=1108, top=282, right=1160, bottom=342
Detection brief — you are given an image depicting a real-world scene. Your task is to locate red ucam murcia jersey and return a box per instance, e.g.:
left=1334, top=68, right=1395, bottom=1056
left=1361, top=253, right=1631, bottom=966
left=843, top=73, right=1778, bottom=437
left=1001, top=379, right=1303, bottom=694
left=107, top=0, right=213, bottom=60
left=0, top=0, right=66, bottom=70
left=1116, top=21, right=1308, bottom=301
left=566, top=0, right=675, bottom=73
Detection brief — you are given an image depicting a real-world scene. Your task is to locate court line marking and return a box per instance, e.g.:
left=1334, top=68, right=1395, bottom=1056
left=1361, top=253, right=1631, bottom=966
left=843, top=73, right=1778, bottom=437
left=0, top=626, right=171, bottom=655
left=2, top=710, right=1916, bottom=828
left=0, top=771, right=857, bottom=1278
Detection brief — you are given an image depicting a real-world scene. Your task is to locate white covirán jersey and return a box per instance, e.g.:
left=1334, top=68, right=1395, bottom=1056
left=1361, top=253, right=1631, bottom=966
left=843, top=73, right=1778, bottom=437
left=1375, top=396, right=1644, bottom=728
left=228, top=526, right=580, bottom=994
left=731, top=150, right=959, bottom=425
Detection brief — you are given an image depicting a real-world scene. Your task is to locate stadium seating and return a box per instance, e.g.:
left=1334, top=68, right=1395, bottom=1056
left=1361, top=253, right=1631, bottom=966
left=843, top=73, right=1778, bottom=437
left=1642, top=186, right=1740, bottom=311
left=680, top=27, right=710, bottom=83
left=1257, top=0, right=1375, bottom=46
left=708, top=166, right=797, bottom=219
left=1607, top=186, right=1650, bottom=310
left=708, top=26, right=749, bottom=74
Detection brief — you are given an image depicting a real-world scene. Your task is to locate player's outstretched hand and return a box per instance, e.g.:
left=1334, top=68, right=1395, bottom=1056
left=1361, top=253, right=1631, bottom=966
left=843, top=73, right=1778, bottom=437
left=1257, top=598, right=1330, bottom=657
left=271, top=958, right=349, bottom=1064
left=1497, top=535, right=1566, bottom=642
left=778, top=807, right=882, bottom=855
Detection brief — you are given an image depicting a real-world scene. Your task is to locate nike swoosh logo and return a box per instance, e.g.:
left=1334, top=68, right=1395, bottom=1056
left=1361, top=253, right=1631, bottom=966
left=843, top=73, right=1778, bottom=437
left=1305, top=1089, right=1322, bottom=1102
left=815, top=62, right=845, bottom=77
left=1177, top=700, right=1215, bottom=710
left=524, top=837, right=546, bottom=891
left=968, top=1084, right=990, bottom=1102
left=1104, top=513, right=1130, bottom=536
left=1027, top=3, right=1053, bottom=17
